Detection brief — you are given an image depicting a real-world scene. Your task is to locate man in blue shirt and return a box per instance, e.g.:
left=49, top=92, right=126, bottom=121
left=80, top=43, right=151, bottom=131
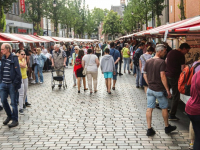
left=109, top=42, right=120, bottom=90
left=133, top=42, right=145, bottom=88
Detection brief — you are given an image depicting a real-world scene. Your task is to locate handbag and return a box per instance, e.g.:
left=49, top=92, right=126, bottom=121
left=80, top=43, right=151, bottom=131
left=82, top=55, right=91, bottom=75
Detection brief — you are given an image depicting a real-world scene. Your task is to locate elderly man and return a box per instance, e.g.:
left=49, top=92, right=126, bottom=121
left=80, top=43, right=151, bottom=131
left=0, top=43, right=22, bottom=128
left=51, top=44, right=67, bottom=87
left=143, top=44, right=176, bottom=136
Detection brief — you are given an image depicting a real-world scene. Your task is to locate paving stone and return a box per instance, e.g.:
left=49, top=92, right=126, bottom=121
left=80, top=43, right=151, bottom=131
left=0, top=67, right=190, bottom=149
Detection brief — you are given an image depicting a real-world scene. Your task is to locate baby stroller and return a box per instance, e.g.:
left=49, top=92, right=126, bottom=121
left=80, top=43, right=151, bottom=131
left=51, top=67, right=67, bottom=90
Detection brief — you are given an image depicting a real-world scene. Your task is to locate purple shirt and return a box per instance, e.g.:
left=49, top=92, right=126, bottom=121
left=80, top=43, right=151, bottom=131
left=192, top=61, right=200, bottom=73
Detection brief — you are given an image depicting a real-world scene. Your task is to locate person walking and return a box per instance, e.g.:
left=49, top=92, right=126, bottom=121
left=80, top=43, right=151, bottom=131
left=18, top=50, right=28, bottom=115
left=115, top=42, right=123, bottom=76
left=94, top=44, right=101, bottom=59
left=82, top=48, right=99, bottom=94
left=139, top=46, right=154, bottom=93
left=109, top=42, right=120, bottom=90
left=72, top=46, right=80, bottom=87
left=34, top=48, right=47, bottom=84
left=185, top=70, right=200, bottom=150
left=166, top=43, right=190, bottom=120
left=74, top=50, right=88, bottom=93
left=143, top=44, right=177, bottom=136
left=133, top=42, right=145, bottom=88
left=100, top=48, right=116, bottom=94
left=51, top=44, right=67, bottom=87
left=0, top=43, right=22, bottom=128
left=122, top=43, right=131, bottom=74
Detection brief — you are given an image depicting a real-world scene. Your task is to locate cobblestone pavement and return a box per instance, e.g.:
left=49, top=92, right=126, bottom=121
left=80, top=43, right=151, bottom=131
left=0, top=66, right=191, bottom=150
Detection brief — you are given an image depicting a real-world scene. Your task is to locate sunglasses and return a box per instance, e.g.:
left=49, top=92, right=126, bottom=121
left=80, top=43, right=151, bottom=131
left=21, top=54, right=26, bottom=55
left=75, top=49, right=78, bottom=50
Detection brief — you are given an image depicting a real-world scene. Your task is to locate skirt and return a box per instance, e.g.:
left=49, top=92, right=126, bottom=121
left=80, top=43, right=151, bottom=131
left=76, top=68, right=85, bottom=77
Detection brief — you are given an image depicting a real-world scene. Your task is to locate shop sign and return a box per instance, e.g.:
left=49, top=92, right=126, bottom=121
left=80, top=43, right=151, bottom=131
left=18, top=28, right=27, bottom=33
left=20, top=0, right=26, bottom=13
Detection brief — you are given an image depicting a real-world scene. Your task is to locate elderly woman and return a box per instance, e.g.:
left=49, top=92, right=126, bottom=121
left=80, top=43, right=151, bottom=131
left=82, top=49, right=100, bottom=94
left=34, top=48, right=47, bottom=84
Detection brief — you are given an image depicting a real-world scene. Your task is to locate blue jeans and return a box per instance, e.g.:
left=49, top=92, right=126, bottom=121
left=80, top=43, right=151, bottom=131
left=123, top=58, right=130, bottom=71
left=136, top=66, right=142, bottom=87
left=113, top=65, right=118, bottom=80
left=0, top=83, right=18, bottom=121
left=66, top=57, right=69, bottom=66
left=133, top=64, right=136, bottom=75
left=25, top=96, right=27, bottom=103
left=34, top=64, right=43, bottom=83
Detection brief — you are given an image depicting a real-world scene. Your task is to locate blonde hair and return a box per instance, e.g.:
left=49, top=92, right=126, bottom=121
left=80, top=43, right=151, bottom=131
left=63, top=45, right=66, bottom=50
left=36, top=48, right=41, bottom=55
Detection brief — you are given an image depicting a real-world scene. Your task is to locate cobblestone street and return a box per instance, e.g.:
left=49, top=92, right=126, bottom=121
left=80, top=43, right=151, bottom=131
left=0, top=66, right=191, bottom=150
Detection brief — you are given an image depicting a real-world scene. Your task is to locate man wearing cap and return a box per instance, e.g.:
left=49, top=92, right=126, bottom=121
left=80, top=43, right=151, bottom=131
left=143, top=44, right=176, bottom=136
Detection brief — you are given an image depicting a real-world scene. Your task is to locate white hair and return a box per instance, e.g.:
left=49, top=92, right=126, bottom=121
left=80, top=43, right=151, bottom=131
left=155, top=44, right=166, bottom=52
left=74, top=46, right=80, bottom=50
left=54, top=44, right=60, bottom=49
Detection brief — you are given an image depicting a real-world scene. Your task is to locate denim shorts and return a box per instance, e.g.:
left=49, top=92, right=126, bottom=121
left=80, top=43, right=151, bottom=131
left=147, top=88, right=168, bottom=109
left=104, top=72, right=113, bottom=79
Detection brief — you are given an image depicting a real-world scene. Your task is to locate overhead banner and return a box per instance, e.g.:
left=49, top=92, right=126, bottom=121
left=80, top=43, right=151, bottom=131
left=20, top=0, right=25, bottom=13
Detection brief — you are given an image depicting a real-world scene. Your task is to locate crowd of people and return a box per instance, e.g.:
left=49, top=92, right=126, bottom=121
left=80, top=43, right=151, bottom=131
left=0, top=37, right=199, bottom=150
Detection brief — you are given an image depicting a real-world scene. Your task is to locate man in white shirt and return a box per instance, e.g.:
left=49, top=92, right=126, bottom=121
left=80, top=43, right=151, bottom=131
left=41, top=45, right=48, bottom=55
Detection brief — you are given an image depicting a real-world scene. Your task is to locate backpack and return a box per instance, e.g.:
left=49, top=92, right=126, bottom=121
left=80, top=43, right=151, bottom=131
left=178, top=62, right=200, bottom=96
left=133, top=50, right=141, bottom=66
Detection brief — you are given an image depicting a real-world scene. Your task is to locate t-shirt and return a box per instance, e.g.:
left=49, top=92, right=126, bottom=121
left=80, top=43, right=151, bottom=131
left=166, top=50, right=185, bottom=78
left=193, top=61, right=200, bottom=73
left=122, top=47, right=130, bottom=58
left=185, top=71, right=200, bottom=115
left=2, top=56, right=12, bottom=84
left=109, top=48, right=120, bottom=66
left=42, top=48, right=48, bottom=55
left=143, top=58, right=166, bottom=91
left=140, top=54, right=152, bottom=73
left=82, top=54, right=98, bottom=72
left=19, top=59, right=28, bottom=79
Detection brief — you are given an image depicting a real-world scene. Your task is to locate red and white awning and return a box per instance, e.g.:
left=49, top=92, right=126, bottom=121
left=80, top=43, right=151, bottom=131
left=52, top=37, right=74, bottom=42
left=39, top=36, right=59, bottom=42
left=0, top=36, right=18, bottom=43
left=0, top=33, right=33, bottom=43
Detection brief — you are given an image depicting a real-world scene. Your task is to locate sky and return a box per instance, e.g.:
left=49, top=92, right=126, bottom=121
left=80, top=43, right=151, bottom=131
left=85, top=0, right=121, bottom=10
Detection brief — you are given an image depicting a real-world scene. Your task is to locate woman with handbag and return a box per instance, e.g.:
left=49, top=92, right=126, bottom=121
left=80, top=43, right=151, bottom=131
left=82, top=49, right=100, bottom=94
left=121, top=43, right=131, bottom=74
left=74, top=50, right=88, bottom=93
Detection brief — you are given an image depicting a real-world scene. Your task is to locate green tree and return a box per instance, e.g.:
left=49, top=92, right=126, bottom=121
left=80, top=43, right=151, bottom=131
left=85, top=9, right=95, bottom=38
left=22, top=0, right=47, bottom=35
left=0, top=0, right=17, bottom=32
left=102, top=10, right=121, bottom=40
left=150, top=0, right=166, bottom=27
left=178, top=0, right=186, bottom=20
left=0, top=6, right=6, bottom=32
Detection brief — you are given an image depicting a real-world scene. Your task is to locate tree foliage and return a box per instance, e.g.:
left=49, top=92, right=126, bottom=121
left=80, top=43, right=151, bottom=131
left=0, top=6, right=6, bottom=32
left=103, top=10, right=122, bottom=39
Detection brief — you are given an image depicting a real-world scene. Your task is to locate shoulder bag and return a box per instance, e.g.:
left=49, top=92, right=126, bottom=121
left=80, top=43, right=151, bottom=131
left=82, top=55, right=91, bottom=75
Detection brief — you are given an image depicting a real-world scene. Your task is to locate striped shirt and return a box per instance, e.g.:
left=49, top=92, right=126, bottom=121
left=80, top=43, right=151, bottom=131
left=2, top=57, right=12, bottom=84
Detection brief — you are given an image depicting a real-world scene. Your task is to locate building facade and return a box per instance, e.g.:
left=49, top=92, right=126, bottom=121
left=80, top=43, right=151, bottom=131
left=111, top=0, right=125, bottom=17
left=169, top=0, right=200, bottom=23
left=5, top=0, right=33, bottom=35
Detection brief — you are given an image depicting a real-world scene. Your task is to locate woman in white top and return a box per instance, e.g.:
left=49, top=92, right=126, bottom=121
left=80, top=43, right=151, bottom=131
left=82, top=48, right=100, bottom=94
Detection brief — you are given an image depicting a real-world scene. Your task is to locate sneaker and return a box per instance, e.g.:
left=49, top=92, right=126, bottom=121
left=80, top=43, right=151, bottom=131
left=19, top=109, right=24, bottom=115
left=25, top=102, right=31, bottom=107
left=165, top=124, right=177, bottom=134
left=39, top=82, right=43, bottom=84
left=146, top=128, right=156, bottom=136
left=23, top=104, right=26, bottom=109
left=168, top=115, right=180, bottom=121
left=0, top=105, right=3, bottom=111
left=8, top=120, right=19, bottom=128
left=189, top=143, right=194, bottom=149
left=3, top=117, right=12, bottom=125
left=31, top=81, right=36, bottom=84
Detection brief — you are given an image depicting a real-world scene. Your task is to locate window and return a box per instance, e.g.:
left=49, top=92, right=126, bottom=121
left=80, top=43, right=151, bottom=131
left=15, top=1, right=19, bottom=15
left=12, top=3, right=15, bottom=14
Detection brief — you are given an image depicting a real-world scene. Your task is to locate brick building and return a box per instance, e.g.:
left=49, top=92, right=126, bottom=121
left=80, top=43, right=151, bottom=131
left=169, top=0, right=200, bottom=23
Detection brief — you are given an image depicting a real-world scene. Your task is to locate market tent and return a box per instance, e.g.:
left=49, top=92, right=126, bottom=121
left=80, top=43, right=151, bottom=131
left=0, top=33, right=33, bottom=43
left=24, top=35, right=50, bottom=42
left=39, top=36, right=60, bottom=42
left=0, top=36, right=18, bottom=43
left=52, top=37, right=73, bottom=42
left=74, top=39, right=95, bottom=42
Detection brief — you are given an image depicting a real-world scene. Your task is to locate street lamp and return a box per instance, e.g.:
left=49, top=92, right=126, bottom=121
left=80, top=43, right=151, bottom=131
left=53, top=0, right=57, bottom=36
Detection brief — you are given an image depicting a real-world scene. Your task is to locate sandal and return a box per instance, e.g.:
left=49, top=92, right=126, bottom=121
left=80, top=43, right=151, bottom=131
left=108, top=92, right=111, bottom=94
left=90, top=92, right=93, bottom=95
left=94, top=90, right=98, bottom=93
left=112, top=87, right=115, bottom=90
left=84, top=88, right=88, bottom=91
left=73, top=84, right=76, bottom=87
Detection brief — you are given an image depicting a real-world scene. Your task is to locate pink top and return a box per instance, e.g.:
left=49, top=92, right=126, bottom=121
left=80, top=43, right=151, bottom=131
left=185, top=70, right=200, bottom=115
